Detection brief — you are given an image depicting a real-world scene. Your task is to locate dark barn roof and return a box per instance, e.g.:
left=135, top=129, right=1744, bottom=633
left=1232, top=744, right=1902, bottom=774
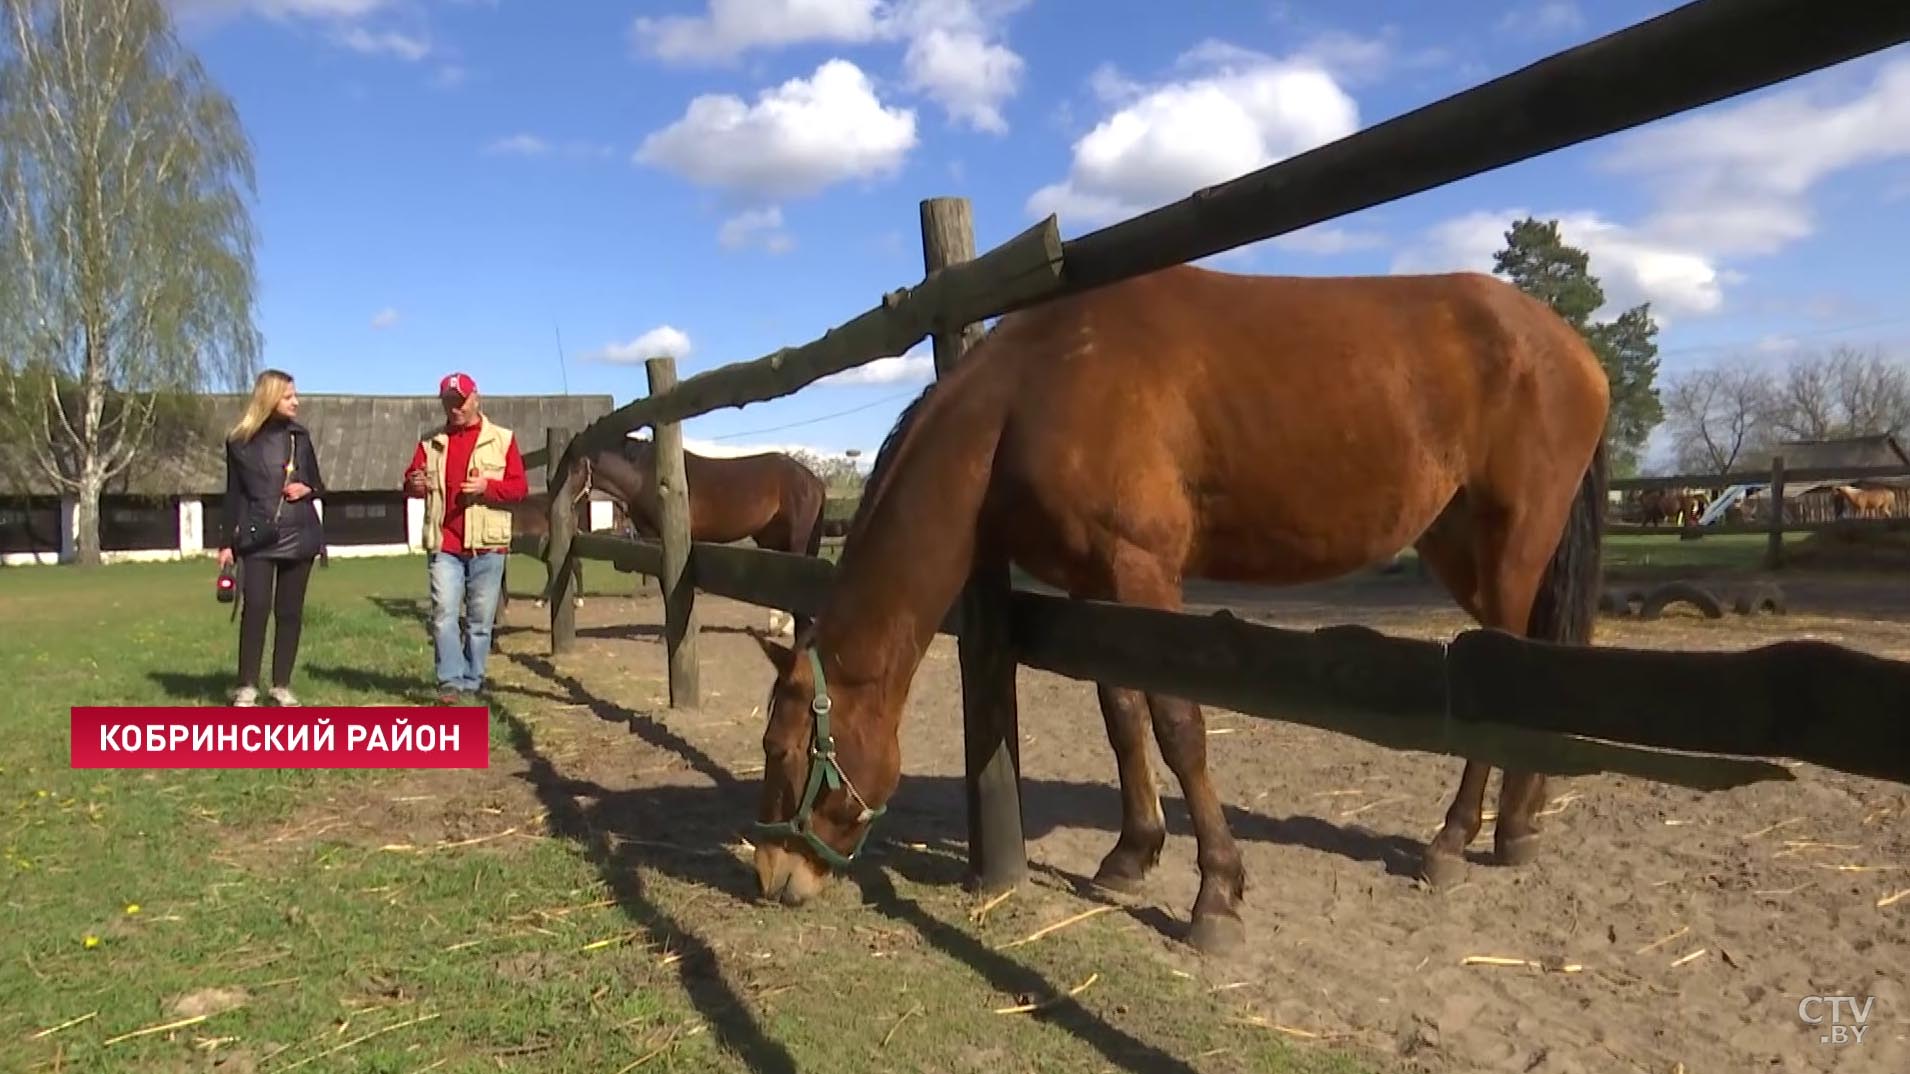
left=2, top=393, right=615, bottom=497
left=1773, top=434, right=1910, bottom=474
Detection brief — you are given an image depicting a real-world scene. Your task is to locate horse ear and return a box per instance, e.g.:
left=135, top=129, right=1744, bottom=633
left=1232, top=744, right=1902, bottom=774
left=750, top=630, right=794, bottom=672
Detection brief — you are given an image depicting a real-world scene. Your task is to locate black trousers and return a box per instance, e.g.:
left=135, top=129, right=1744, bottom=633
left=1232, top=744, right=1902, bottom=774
left=237, top=556, right=315, bottom=689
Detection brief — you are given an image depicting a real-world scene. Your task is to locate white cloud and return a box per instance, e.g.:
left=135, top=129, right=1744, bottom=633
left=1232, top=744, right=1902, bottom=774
left=818, top=344, right=933, bottom=386
left=485, top=134, right=548, bottom=156
left=370, top=307, right=399, bottom=330
left=1027, top=41, right=1360, bottom=227
left=1496, top=1, right=1586, bottom=39
left=902, top=26, right=1022, bottom=133
left=337, top=26, right=428, bottom=60
left=590, top=326, right=693, bottom=364
left=635, top=59, right=917, bottom=200
left=1269, top=224, right=1387, bottom=255
left=717, top=207, right=795, bottom=254
left=483, top=134, right=615, bottom=160
left=1390, top=209, right=1724, bottom=321
left=680, top=437, right=875, bottom=469
left=630, top=0, right=1029, bottom=133
left=631, top=0, right=884, bottom=62
left=1600, top=58, right=1910, bottom=258
left=166, top=0, right=397, bottom=20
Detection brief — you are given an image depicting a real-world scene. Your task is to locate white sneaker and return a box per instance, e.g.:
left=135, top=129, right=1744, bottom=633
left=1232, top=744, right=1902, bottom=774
left=269, top=687, right=300, bottom=707
left=233, top=686, right=259, bottom=707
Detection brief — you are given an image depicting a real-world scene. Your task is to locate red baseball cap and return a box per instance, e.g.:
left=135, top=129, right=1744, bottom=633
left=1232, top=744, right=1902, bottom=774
left=438, top=372, right=477, bottom=398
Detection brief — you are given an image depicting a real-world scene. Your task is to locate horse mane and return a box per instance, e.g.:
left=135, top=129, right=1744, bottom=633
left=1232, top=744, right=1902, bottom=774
left=843, top=380, right=940, bottom=542
left=844, top=321, right=1006, bottom=542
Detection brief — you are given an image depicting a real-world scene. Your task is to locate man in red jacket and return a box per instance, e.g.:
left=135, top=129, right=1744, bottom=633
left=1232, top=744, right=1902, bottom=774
left=403, top=372, right=529, bottom=702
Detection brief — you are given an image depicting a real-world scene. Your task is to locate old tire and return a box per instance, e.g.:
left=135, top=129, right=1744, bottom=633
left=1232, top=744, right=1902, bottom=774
left=1732, top=582, right=1786, bottom=616
left=1639, top=581, right=1725, bottom=621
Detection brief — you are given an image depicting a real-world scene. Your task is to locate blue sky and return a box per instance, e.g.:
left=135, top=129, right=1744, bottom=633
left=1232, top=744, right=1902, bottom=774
left=164, top=0, right=1910, bottom=468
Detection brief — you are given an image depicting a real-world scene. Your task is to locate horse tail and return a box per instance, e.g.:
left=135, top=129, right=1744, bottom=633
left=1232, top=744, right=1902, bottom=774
left=1527, top=435, right=1607, bottom=645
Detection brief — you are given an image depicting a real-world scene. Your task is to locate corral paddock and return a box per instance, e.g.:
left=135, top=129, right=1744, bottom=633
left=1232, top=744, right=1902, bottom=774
left=468, top=567, right=1908, bottom=1074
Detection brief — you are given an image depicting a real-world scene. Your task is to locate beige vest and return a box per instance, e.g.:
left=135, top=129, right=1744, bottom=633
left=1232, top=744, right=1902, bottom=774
left=421, top=417, right=515, bottom=552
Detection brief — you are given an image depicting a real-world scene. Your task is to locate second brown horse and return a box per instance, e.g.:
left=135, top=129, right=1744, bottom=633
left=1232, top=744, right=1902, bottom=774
left=546, top=436, right=829, bottom=634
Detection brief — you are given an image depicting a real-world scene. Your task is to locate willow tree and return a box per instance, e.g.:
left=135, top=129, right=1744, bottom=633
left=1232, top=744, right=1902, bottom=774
left=0, top=0, right=260, bottom=564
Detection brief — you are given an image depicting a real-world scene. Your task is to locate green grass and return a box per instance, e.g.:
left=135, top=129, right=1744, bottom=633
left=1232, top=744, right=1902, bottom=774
left=1600, top=533, right=1770, bottom=574
left=0, top=555, right=1375, bottom=1074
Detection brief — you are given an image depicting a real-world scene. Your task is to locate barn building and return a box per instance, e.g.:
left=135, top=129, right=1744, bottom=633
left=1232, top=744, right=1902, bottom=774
left=0, top=393, right=619, bottom=565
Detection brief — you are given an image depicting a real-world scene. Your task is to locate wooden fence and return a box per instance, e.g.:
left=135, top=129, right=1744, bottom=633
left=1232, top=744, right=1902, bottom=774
left=533, top=0, right=1910, bottom=893
left=1608, top=458, right=1910, bottom=567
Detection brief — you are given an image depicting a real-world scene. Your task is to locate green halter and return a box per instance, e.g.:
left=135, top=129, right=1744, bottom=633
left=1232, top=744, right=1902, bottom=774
left=752, top=647, right=886, bottom=869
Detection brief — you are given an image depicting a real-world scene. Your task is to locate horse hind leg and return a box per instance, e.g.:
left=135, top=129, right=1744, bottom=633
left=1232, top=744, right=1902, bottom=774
left=1413, top=501, right=1497, bottom=888
left=1089, top=683, right=1167, bottom=895
left=1422, top=448, right=1605, bottom=887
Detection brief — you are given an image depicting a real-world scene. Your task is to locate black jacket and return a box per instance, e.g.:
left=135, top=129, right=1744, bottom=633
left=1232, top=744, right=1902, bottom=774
left=223, top=417, right=327, bottom=560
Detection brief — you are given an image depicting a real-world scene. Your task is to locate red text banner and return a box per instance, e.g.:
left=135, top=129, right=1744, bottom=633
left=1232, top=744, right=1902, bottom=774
left=70, top=707, right=491, bottom=769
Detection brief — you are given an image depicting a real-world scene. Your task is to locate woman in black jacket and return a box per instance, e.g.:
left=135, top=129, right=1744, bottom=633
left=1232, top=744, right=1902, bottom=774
left=219, top=369, right=327, bottom=707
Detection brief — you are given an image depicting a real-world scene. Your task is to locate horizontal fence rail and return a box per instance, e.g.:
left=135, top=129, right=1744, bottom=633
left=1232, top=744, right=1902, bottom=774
left=551, top=532, right=1910, bottom=789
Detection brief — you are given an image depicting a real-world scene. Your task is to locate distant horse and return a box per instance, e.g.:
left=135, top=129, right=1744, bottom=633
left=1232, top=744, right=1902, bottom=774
left=745, top=264, right=1610, bottom=955
left=1634, top=487, right=1705, bottom=526
left=1833, top=484, right=1896, bottom=519
left=547, top=436, right=828, bottom=636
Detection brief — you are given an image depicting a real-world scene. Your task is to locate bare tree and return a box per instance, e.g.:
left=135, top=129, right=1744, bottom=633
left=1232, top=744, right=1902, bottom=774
left=0, top=0, right=259, bottom=564
left=1756, top=345, right=1910, bottom=445
left=1824, top=345, right=1910, bottom=440
left=1663, top=363, right=1770, bottom=474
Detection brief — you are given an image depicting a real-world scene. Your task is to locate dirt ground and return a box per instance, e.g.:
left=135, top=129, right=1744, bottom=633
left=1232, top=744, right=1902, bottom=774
left=456, top=567, right=1910, bottom=1074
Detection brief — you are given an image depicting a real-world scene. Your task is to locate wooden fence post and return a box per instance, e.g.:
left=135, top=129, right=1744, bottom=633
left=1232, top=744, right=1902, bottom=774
left=648, top=356, right=701, bottom=709
left=547, top=426, right=578, bottom=655
left=1765, top=454, right=1786, bottom=570
left=923, top=195, right=1027, bottom=894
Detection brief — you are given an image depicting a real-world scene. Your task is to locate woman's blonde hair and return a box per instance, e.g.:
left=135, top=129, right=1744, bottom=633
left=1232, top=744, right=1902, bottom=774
left=228, top=369, right=295, bottom=443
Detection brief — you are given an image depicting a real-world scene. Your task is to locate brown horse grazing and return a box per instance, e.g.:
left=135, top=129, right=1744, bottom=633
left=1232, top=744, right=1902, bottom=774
left=1833, top=483, right=1897, bottom=518
left=745, top=263, right=1610, bottom=955
left=547, top=436, right=828, bottom=634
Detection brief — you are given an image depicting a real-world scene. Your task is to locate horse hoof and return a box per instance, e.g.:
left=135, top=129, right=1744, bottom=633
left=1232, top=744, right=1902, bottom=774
left=1089, top=868, right=1147, bottom=898
left=1495, top=832, right=1542, bottom=868
left=1420, top=847, right=1468, bottom=889
left=1186, top=912, right=1245, bottom=956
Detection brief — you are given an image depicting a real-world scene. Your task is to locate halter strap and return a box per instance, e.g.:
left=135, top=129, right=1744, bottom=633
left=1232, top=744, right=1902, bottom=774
left=751, top=646, right=886, bottom=869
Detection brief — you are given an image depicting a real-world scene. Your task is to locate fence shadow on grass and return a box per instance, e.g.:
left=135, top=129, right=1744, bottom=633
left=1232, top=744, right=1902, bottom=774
left=492, top=654, right=1429, bottom=1073
left=486, top=696, right=798, bottom=1074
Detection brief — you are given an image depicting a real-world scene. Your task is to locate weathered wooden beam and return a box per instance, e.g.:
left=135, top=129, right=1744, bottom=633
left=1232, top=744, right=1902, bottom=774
left=649, top=356, right=700, bottom=709
left=1448, top=629, right=1910, bottom=785
left=567, top=215, right=1064, bottom=458
left=1048, top=0, right=1910, bottom=298
left=687, top=542, right=962, bottom=635
left=923, top=195, right=1027, bottom=896
left=569, top=532, right=663, bottom=577
left=1008, top=597, right=1796, bottom=791
left=560, top=533, right=1904, bottom=786
left=545, top=426, right=578, bottom=655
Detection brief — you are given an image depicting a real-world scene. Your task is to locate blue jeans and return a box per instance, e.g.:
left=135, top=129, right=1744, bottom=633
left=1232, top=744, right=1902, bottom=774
left=428, top=551, right=506, bottom=693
